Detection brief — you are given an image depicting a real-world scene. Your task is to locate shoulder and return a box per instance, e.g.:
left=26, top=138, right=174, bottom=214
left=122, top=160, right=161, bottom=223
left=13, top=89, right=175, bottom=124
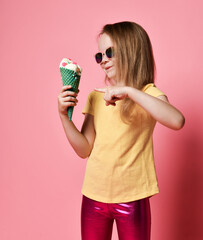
left=142, top=83, right=166, bottom=98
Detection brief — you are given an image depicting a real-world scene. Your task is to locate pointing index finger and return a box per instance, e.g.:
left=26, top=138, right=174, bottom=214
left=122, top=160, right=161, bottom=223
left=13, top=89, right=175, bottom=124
left=94, top=88, right=106, bottom=93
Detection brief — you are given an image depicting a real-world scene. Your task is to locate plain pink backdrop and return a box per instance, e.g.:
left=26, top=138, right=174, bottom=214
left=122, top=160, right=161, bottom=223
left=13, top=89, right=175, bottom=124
left=1, top=0, right=203, bottom=239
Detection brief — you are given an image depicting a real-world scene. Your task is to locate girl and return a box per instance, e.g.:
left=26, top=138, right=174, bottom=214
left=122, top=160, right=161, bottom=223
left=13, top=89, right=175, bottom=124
left=58, top=21, right=185, bottom=240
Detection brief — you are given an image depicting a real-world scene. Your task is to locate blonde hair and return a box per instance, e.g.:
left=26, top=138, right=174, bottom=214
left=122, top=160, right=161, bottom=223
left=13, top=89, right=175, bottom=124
left=100, top=21, right=156, bottom=123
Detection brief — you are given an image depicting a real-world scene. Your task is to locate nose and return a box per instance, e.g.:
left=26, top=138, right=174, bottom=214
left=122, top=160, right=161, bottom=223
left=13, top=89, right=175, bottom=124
left=100, top=52, right=109, bottom=64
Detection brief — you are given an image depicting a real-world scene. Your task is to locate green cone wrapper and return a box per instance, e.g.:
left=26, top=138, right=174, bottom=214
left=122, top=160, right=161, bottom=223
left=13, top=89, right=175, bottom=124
left=60, top=67, right=81, bottom=121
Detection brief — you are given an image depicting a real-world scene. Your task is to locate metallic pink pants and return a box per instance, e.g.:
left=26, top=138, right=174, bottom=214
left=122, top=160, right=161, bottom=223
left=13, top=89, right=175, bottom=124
left=81, top=195, right=151, bottom=240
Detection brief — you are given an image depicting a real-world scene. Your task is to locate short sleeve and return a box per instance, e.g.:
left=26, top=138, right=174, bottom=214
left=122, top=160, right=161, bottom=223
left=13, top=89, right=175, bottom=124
left=82, top=91, right=95, bottom=116
left=142, top=83, right=166, bottom=98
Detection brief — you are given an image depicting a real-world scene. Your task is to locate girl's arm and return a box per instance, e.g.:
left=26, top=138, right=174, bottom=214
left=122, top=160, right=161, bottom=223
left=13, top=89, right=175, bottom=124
left=95, top=86, right=185, bottom=130
left=58, top=85, right=95, bottom=158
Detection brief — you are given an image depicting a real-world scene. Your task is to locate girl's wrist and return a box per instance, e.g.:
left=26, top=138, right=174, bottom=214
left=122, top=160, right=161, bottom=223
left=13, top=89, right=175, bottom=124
left=126, top=86, right=140, bottom=103
left=125, top=86, right=135, bottom=99
left=59, top=112, right=69, bottom=120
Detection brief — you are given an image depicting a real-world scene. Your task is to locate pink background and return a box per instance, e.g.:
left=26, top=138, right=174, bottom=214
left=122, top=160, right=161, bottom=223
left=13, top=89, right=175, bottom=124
left=1, top=0, right=203, bottom=239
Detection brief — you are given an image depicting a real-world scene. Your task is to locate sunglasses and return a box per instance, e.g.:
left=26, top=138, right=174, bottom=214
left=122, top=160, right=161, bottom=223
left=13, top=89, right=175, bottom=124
left=95, top=47, right=114, bottom=64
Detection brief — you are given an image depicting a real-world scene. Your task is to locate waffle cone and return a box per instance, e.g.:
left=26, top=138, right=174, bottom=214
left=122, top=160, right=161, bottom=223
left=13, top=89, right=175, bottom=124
left=60, top=68, right=81, bottom=121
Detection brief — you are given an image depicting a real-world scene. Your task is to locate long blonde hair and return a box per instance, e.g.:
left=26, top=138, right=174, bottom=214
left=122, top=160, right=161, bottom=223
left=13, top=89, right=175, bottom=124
left=100, top=21, right=156, bottom=123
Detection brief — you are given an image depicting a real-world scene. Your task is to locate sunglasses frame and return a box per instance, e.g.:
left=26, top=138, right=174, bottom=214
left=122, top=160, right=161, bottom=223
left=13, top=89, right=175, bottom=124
left=95, top=47, right=114, bottom=64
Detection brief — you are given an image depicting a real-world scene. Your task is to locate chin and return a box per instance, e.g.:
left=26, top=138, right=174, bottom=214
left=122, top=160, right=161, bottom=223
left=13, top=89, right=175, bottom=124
left=105, top=68, right=116, bottom=79
left=107, top=73, right=116, bottom=80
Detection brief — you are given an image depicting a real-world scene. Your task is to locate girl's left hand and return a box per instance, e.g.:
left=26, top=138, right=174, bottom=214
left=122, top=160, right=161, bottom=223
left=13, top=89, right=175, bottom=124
left=94, top=86, right=129, bottom=106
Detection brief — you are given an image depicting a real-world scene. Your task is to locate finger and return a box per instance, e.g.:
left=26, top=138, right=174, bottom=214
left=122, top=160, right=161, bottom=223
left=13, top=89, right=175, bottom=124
left=60, top=85, right=73, bottom=93
left=94, top=88, right=106, bottom=93
left=63, top=101, right=77, bottom=107
left=62, top=90, right=78, bottom=97
left=63, top=96, right=78, bottom=102
left=105, top=101, right=116, bottom=106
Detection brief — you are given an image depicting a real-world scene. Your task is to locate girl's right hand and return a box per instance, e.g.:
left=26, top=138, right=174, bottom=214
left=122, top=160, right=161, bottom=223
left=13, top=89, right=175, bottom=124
left=58, top=85, right=79, bottom=116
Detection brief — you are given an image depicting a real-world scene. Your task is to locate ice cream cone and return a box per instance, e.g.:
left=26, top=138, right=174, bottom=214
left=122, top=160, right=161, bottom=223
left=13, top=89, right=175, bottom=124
left=59, top=58, right=82, bottom=121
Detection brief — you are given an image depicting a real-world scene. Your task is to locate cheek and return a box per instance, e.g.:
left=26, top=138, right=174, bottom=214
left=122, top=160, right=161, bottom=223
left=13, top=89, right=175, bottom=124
left=111, top=60, right=116, bottom=71
left=111, top=58, right=116, bottom=68
left=100, top=63, right=105, bottom=70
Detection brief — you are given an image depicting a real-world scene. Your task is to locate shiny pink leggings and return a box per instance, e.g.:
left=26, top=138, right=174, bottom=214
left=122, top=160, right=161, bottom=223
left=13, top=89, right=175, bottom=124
left=81, top=195, right=151, bottom=240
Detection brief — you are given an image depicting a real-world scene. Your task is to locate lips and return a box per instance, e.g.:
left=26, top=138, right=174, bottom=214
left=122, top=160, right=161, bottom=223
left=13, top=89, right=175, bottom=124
left=105, top=66, right=112, bottom=71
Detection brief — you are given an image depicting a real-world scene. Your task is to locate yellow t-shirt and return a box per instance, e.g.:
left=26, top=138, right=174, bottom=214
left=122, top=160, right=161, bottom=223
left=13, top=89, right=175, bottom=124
left=82, top=83, right=166, bottom=203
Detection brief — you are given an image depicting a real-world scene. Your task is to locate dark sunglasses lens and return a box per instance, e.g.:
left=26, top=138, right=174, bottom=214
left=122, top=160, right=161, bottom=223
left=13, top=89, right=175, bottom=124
left=106, top=47, right=113, bottom=58
left=95, top=53, right=102, bottom=63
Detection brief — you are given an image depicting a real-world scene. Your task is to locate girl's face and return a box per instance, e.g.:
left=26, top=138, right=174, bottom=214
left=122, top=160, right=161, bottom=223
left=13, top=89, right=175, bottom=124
left=98, top=33, right=116, bottom=84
